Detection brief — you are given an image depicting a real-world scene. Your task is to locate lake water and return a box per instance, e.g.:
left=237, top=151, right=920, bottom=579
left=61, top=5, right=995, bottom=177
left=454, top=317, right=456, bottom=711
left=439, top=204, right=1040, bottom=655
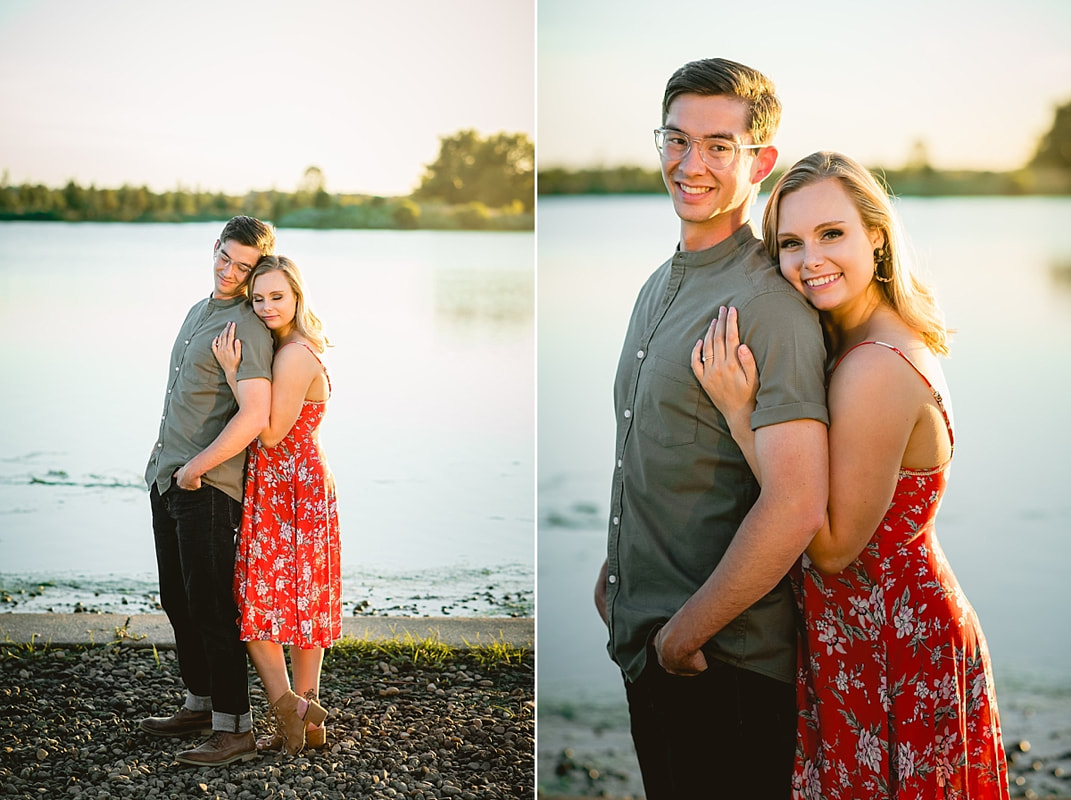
left=537, top=195, right=1071, bottom=796
left=0, top=221, right=534, bottom=618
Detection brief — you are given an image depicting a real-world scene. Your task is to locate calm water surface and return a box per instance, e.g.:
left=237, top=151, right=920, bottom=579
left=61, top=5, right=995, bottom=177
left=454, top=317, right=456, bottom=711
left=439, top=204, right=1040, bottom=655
left=0, top=222, right=534, bottom=617
left=537, top=195, right=1071, bottom=794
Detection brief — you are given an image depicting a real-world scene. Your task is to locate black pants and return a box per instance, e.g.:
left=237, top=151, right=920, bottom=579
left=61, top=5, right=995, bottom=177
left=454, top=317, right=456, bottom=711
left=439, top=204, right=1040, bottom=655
left=151, top=482, right=249, bottom=722
left=625, top=654, right=795, bottom=800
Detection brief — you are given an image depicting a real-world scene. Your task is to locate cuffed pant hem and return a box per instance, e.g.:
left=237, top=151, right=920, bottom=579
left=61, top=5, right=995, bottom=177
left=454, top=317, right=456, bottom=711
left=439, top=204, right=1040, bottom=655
left=185, top=692, right=212, bottom=712
left=212, top=711, right=252, bottom=734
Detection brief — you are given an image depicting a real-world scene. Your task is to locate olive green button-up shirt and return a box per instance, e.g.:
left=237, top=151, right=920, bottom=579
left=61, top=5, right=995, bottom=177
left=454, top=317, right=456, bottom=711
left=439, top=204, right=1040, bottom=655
left=606, top=223, right=829, bottom=684
left=145, top=295, right=274, bottom=503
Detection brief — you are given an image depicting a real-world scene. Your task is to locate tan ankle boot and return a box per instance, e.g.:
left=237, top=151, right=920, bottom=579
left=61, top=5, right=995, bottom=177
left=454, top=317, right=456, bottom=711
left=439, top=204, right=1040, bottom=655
left=255, top=712, right=286, bottom=753
left=305, top=724, right=328, bottom=749
left=256, top=694, right=287, bottom=752
left=272, top=689, right=328, bottom=755
left=302, top=691, right=328, bottom=750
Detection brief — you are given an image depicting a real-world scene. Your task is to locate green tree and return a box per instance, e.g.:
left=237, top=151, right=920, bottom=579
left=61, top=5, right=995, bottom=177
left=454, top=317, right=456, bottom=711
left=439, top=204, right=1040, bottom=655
left=98, top=188, right=121, bottom=218
left=393, top=199, right=421, bottom=229
left=1031, top=99, right=1071, bottom=170
left=117, top=185, right=150, bottom=219
left=175, top=190, right=197, bottom=218
left=416, top=130, right=534, bottom=211
left=455, top=201, right=490, bottom=229
left=63, top=180, right=87, bottom=214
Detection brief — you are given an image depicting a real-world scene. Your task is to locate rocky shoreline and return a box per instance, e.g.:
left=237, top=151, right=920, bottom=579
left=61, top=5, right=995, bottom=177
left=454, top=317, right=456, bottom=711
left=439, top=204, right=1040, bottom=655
left=537, top=697, right=1071, bottom=800
left=0, top=642, right=534, bottom=799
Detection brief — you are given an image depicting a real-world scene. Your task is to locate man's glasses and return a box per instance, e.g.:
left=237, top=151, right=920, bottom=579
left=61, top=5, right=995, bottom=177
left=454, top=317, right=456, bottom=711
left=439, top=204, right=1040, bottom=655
left=216, top=247, right=255, bottom=276
left=653, top=128, right=767, bottom=170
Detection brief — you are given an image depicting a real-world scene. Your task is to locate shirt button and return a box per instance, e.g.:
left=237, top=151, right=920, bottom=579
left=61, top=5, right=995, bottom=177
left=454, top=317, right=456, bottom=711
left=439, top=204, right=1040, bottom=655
left=623, top=409, right=631, bottom=419
left=174, top=366, right=179, bottom=372
left=608, top=574, right=617, bottom=584
left=612, top=516, right=619, bottom=525
left=636, top=349, right=644, bottom=359
left=184, top=339, right=190, bottom=345
left=617, top=458, right=622, bottom=468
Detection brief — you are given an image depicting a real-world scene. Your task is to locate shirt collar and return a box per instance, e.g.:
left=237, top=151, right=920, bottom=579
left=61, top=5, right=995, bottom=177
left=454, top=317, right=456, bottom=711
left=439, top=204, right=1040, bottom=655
left=672, top=221, right=760, bottom=269
left=207, top=294, right=248, bottom=308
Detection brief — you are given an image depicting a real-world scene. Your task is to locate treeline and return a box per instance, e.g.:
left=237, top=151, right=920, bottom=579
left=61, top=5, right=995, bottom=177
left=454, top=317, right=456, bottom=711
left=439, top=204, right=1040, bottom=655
left=0, top=130, right=534, bottom=231
left=537, top=166, right=665, bottom=195
left=0, top=182, right=532, bottom=231
left=538, top=164, right=1071, bottom=197
left=540, top=99, right=1071, bottom=198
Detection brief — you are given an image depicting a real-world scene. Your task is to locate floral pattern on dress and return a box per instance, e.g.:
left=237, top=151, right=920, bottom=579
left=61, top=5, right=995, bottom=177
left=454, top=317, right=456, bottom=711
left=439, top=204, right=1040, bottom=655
left=791, top=342, right=1009, bottom=800
left=234, top=344, right=341, bottom=649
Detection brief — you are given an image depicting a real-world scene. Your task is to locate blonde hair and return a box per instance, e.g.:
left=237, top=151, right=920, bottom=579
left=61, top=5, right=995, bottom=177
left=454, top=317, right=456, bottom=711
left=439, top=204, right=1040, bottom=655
left=249, top=255, right=329, bottom=353
left=762, top=151, right=951, bottom=356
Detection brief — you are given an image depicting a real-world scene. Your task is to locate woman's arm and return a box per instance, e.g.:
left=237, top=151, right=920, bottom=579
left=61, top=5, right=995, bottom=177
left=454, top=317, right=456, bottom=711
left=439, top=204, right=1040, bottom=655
left=175, top=378, right=270, bottom=489
left=655, top=416, right=828, bottom=674
left=214, top=325, right=322, bottom=448
left=258, top=343, right=321, bottom=448
left=807, top=347, right=918, bottom=573
left=693, top=309, right=922, bottom=575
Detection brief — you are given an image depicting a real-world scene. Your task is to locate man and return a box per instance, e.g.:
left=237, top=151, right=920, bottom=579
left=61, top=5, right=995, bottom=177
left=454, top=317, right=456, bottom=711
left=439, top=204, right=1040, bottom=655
left=141, top=215, right=276, bottom=765
left=594, top=59, right=830, bottom=798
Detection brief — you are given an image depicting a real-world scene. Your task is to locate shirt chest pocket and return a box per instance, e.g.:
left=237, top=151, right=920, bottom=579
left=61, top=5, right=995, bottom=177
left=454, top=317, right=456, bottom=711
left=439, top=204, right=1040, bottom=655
left=636, top=356, right=700, bottom=447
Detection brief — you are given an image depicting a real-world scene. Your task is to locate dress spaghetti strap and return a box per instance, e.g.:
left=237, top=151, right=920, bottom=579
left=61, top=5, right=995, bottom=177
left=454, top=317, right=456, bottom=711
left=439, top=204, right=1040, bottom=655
left=832, top=340, right=953, bottom=452
left=278, top=340, right=331, bottom=397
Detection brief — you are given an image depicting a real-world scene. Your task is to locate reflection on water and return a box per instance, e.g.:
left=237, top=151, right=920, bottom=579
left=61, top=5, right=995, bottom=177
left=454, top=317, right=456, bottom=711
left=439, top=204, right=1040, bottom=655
left=434, top=267, right=534, bottom=329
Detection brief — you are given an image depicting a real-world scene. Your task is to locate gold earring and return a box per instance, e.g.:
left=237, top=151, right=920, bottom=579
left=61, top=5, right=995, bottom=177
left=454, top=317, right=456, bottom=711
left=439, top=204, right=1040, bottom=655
left=873, top=248, right=892, bottom=283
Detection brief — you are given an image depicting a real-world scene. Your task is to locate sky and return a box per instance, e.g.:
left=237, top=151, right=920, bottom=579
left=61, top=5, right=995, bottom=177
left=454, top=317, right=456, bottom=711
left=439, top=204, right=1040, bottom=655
left=538, top=0, right=1071, bottom=173
left=3, top=0, right=1068, bottom=196
left=0, top=0, right=535, bottom=196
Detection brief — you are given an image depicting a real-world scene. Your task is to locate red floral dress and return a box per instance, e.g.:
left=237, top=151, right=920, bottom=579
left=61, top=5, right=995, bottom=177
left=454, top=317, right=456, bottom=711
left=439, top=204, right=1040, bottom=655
left=792, top=342, right=1009, bottom=800
left=234, top=342, right=341, bottom=649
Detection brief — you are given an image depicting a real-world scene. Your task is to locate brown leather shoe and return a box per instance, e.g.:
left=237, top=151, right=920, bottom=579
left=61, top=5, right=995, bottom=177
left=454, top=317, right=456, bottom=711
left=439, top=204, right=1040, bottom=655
left=175, top=730, right=257, bottom=766
left=140, top=707, right=213, bottom=738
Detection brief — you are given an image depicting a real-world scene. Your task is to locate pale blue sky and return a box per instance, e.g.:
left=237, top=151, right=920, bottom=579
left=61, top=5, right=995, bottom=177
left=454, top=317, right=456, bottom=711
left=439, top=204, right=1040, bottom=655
left=538, top=0, right=1071, bottom=172
left=0, top=0, right=535, bottom=196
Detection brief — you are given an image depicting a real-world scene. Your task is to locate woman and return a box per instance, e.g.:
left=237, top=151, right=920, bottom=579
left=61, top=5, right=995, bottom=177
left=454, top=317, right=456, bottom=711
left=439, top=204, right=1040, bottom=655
left=692, top=152, right=1009, bottom=799
left=212, top=254, right=342, bottom=755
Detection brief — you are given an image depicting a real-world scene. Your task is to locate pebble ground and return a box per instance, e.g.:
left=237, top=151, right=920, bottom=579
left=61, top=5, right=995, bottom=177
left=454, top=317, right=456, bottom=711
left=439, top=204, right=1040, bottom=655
left=0, top=643, right=534, bottom=799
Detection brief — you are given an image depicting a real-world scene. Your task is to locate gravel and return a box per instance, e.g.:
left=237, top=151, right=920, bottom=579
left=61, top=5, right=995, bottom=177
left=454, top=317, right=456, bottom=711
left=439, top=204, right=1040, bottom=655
left=0, top=643, right=534, bottom=799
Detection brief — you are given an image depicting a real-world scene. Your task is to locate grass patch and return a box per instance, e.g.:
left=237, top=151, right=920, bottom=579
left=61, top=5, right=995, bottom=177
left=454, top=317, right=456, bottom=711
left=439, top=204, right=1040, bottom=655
left=334, top=632, right=458, bottom=668
left=112, top=616, right=147, bottom=644
left=324, top=631, right=530, bottom=671
left=4, top=631, right=54, bottom=655
left=466, top=637, right=530, bottom=668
